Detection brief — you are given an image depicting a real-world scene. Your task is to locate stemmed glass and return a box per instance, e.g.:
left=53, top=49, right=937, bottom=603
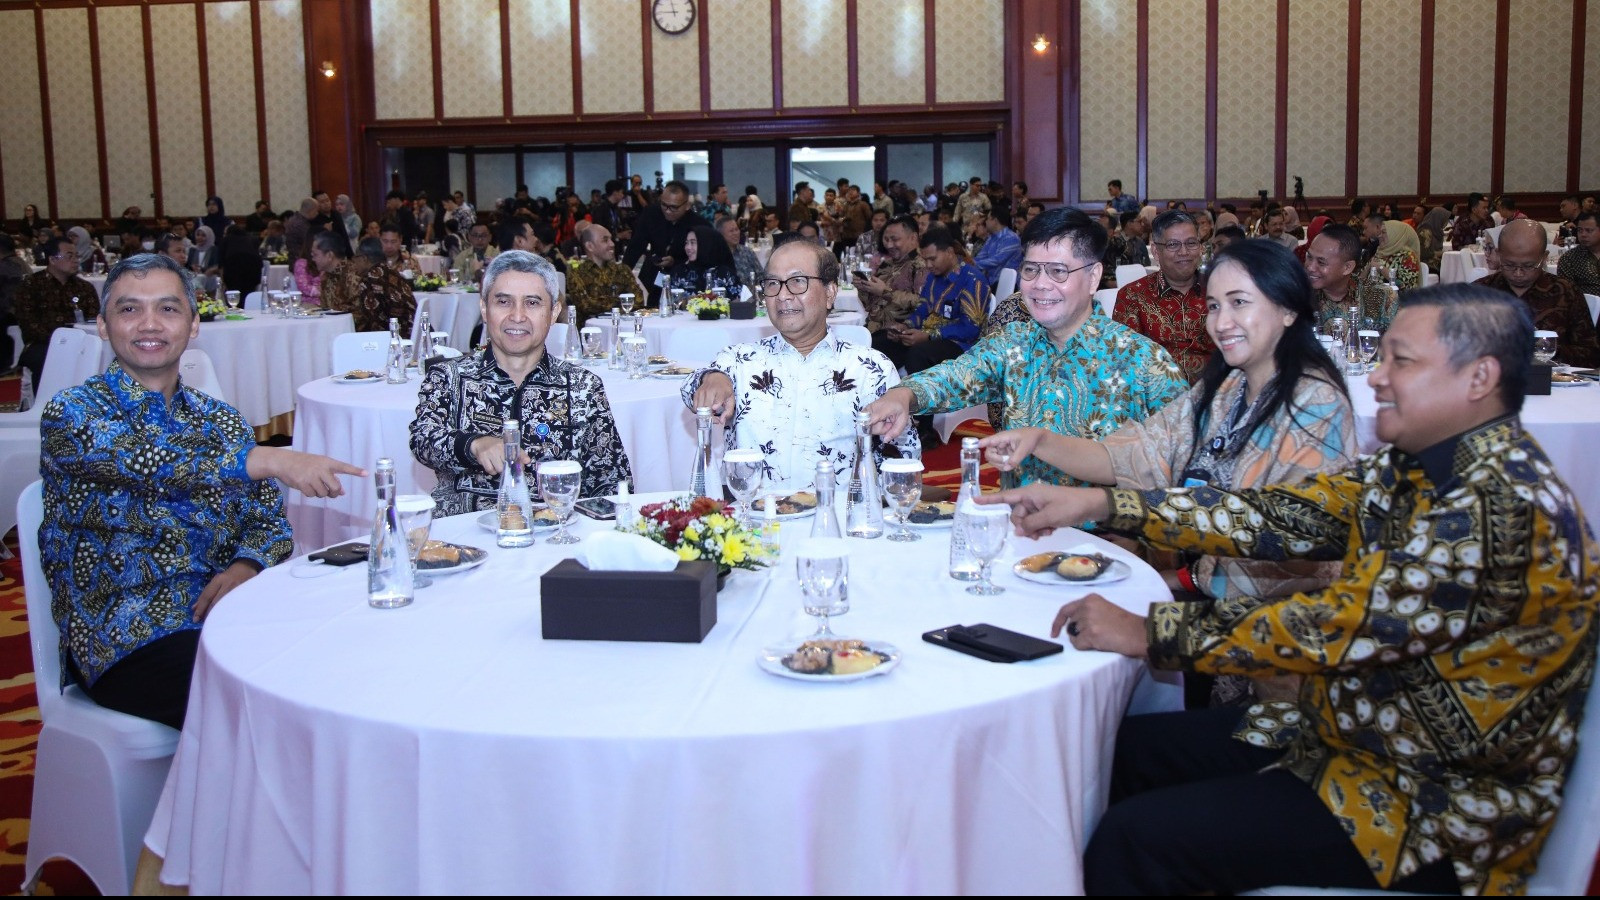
left=1533, top=331, right=1559, bottom=366
left=795, top=538, right=850, bottom=639
left=395, top=494, right=436, bottom=588
left=1357, top=330, right=1380, bottom=372
left=619, top=292, right=636, bottom=315
left=961, top=503, right=1011, bottom=596
left=622, top=336, right=648, bottom=379
left=537, top=460, right=584, bottom=544
left=880, top=459, right=924, bottom=542
left=224, top=291, right=241, bottom=315
left=721, top=448, right=765, bottom=527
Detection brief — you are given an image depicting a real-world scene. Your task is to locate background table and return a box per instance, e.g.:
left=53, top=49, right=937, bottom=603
left=145, top=506, right=1178, bottom=894
left=587, top=310, right=866, bottom=357
left=289, top=363, right=704, bottom=550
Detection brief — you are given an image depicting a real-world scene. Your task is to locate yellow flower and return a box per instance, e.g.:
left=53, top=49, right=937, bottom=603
left=720, top=535, right=747, bottom=565
left=683, top=525, right=701, bottom=542
left=676, top=545, right=700, bottom=561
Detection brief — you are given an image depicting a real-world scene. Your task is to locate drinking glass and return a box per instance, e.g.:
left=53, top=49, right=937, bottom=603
left=395, top=494, right=436, bottom=588
left=579, top=326, right=603, bottom=359
left=224, top=291, right=241, bottom=314
left=448, top=267, right=460, bottom=285
left=1357, top=330, right=1380, bottom=372
left=794, top=538, right=850, bottom=638
left=623, top=336, right=648, bottom=379
left=961, top=504, right=1011, bottom=595
left=671, top=288, right=687, bottom=311
left=722, top=448, right=765, bottom=526
left=619, top=292, right=636, bottom=315
left=537, top=460, right=584, bottom=545
left=880, top=459, right=924, bottom=542
left=1534, top=330, right=1559, bottom=365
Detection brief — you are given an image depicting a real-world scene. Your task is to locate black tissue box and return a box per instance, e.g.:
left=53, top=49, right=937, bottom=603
left=728, top=300, right=758, bottom=320
left=540, top=558, right=718, bottom=642
left=1526, top=363, right=1552, bottom=396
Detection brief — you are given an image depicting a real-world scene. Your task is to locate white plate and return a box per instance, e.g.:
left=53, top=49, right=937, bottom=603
left=900, top=502, right=956, bottom=530
left=1551, top=378, right=1592, bottom=388
left=758, top=641, right=900, bottom=683
left=331, top=374, right=382, bottom=384
left=476, top=510, right=557, bottom=532
left=1011, top=554, right=1133, bottom=587
left=648, top=368, right=699, bottom=379
left=416, top=542, right=490, bottom=575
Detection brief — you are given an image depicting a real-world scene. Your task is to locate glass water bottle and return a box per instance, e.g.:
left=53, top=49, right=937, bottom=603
left=845, top=410, right=884, bottom=538
left=689, top=406, right=713, bottom=496
left=367, top=458, right=415, bottom=609
left=496, top=419, right=535, bottom=548
left=948, top=438, right=982, bottom=580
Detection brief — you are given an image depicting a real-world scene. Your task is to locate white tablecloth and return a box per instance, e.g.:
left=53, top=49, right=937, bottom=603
left=288, top=363, right=704, bottom=550
left=1348, top=373, right=1600, bottom=514
left=145, top=508, right=1177, bottom=894
left=1438, top=249, right=1563, bottom=284
left=79, top=313, right=352, bottom=428
left=588, top=310, right=866, bottom=357
left=415, top=290, right=482, bottom=352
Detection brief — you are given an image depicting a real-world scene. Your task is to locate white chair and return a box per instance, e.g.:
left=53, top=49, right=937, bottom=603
left=177, top=348, right=226, bottom=403
left=415, top=293, right=459, bottom=346
left=330, top=331, right=391, bottom=373
left=5, top=324, right=20, bottom=369
left=8, top=327, right=98, bottom=419
left=546, top=322, right=569, bottom=358
left=993, top=267, right=1018, bottom=315
left=1115, top=264, right=1146, bottom=288
left=1586, top=294, right=1599, bottom=327
left=1421, top=262, right=1438, bottom=287
left=833, top=324, right=871, bottom=348
left=1094, top=287, right=1119, bottom=319
left=243, top=291, right=264, bottom=311
left=663, top=326, right=733, bottom=362
left=18, top=482, right=180, bottom=896
left=933, top=405, right=988, bottom=444
left=1468, top=266, right=1489, bottom=283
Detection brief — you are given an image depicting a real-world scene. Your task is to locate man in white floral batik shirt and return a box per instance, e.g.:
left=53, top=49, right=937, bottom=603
left=684, top=240, right=920, bottom=491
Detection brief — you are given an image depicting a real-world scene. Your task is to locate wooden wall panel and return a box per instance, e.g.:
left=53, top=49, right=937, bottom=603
left=857, top=0, right=926, bottom=107
left=1586, top=4, right=1600, bottom=191
left=1428, top=0, right=1495, bottom=197
left=707, top=0, right=772, bottom=110
left=97, top=6, right=153, bottom=217
left=438, top=0, right=504, bottom=120
left=650, top=24, right=701, bottom=113
left=259, top=0, right=312, bottom=209
left=781, top=0, right=850, bottom=108
left=149, top=5, right=207, bottom=217
left=1212, top=0, right=1274, bottom=200
left=934, top=0, right=1004, bottom=104
left=1147, top=0, right=1208, bottom=201
left=0, top=10, right=46, bottom=221
left=1284, top=0, right=1347, bottom=203
left=1501, top=0, right=1570, bottom=194
left=508, top=0, right=573, bottom=117
left=1356, top=0, right=1420, bottom=198
left=41, top=8, right=99, bottom=219
left=1077, top=0, right=1137, bottom=204
left=370, top=0, right=433, bottom=120
left=579, top=0, right=644, bottom=115
left=205, top=3, right=262, bottom=214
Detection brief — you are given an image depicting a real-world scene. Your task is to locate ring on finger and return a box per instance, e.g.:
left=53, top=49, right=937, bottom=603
left=1067, top=620, right=1080, bottom=637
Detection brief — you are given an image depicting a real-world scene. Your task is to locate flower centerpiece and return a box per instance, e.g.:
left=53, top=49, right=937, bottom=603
left=413, top=273, right=446, bottom=291
left=686, top=291, right=729, bottom=320
left=197, top=295, right=225, bottom=322
left=632, top=495, right=771, bottom=576
left=268, top=252, right=289, bottom=265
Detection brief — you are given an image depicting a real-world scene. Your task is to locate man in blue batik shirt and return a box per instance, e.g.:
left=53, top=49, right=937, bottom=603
left=1107, top=178, right=1140, bottom=216
left=971, top=209, right=1022, bottom=286
left=40, top=253, right=362, bottom=729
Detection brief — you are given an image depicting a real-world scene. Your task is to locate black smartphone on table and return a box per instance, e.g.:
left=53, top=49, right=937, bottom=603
left=574, top=497, right=618, bottom=520
left=308, top=542, right=369, bottom=567
left=923, top=624, right=1063, bottom=663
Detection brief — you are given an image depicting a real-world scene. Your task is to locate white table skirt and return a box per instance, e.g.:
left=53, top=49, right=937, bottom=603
left=78, top=313, right=352, bottom=427
left=288, top=363, right=704, bottom=550
left=587, top=310, right=866, bottom=357
left=145, top=507, right=1177, bottom=894
left=1348, top=372, right=1600, bottom=514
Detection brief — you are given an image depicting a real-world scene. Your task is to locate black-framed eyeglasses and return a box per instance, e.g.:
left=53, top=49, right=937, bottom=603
left=1018, top=260, right=1095, bottom=283
left=1499, top=261, right=1543, bottom=273
left=758, top=274, right=820, bottom=297
left=1157, top=239, right=1203, bottom=253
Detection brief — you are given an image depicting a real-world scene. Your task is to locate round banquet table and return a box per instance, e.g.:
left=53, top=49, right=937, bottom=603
left=587, top=309, right=866, bottom=357
left=1347, top=372, right=1600, bottom=513
left=144, top=505, right=1178, bottom=894
left=77, top=312, right=352, bottom=433
left=288, top=362, right=706, bottom=551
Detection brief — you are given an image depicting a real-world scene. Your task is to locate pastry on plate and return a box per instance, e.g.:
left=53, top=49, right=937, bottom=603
left=417, top=541, right=461, bottom=565
left=343, top=369, right=378, bottom=379
left=1056, top=553, right=1112, bottom=581
left=776, top=491, right=818, bottom=514
left=1018, top=552, right=1065, bottom=573
left=907, top=501, right=956, bottom=524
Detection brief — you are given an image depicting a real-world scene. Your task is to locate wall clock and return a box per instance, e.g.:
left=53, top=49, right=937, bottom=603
left=652, top=0, right=695, bottom=35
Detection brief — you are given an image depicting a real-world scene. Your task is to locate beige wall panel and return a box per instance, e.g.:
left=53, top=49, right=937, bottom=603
left=370, top=0, right=434, bottom=120
left=42, top=8, right=100, bottom=219
left=1428, top=0, right=1494, bottom=197
left=1284, top=0, right=1346, bottom=202
left=934, top=0, right=1003, bottom=104
left=1501, top=0, right=1569, bottom=194
left=150, top=5, right=207, bottom=217
left=651, top=27, right=701, bottom=112
left=98, top=6, right=153, bottom=217
left=580, top=0, right=644, bottom=114
left=439, top=0, right=504, bottom=120
left=205, top=3, right=261, bottom=214
left=1586, top=6, right=1600, bottom=189
left=1356, top=0, right=1419, bottom=198
left=259, top=0, right=312, bottom=208
left=0, top=11, right=46, bottom=221
left=509, top=0, right=573, bottom=117
left=1212, top=0, right=1274, bottom=199
left=708, top=0, right=771, bottom=110
left=1148, top=0, right=1209, bottom=201
left=1078, top=0, right=1137, bottom=204
left=781, top=0, right=849, bottom=108
left=857, top=0, right=925, bottom=107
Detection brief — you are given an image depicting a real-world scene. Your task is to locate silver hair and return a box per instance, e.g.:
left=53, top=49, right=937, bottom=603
left=481, top=250, right=565, bottom=303
left=101, top=252, right=198, bottom=314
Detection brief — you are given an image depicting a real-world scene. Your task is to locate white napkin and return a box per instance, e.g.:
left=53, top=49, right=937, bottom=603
left=576, top=531, right=679, bottom=572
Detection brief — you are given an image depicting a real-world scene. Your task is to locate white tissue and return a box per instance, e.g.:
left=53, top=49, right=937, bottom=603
left=576, top=531, right=680, bottom=572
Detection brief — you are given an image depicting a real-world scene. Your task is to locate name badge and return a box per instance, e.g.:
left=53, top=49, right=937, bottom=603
left=1180, top=467, right=1211, bottom=488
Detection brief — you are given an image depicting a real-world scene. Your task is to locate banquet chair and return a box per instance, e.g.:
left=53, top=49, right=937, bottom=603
left=1245, top=674, right=1600, bottom=896
left=5, top=324, right=19, bottom=368
left=833, top=324, right=871, bottom=347
left=1115, top=264, right=1146, bottom=288
left=1585, top=294, right=1599, bottom=327
left=178, top=348, right=227, bottom=403
left=416, top=293, right=459, bottom=345
left=330, top=331, right=392, bottom=373
left=663, top=326, right=732, bottom=362
left=994, top=267, right=1018, bottom=312
left=1420, top=262, right=1438, bottom=287
left=8, top=327, right=98, bottom=418
left=243, top=291, right=263, bottom=311
left=17, top=481, right=181, bottom=897
left=1468, top=266, right=1489, bottom=283
left=1094, top=287, right=1119, bottom=319
left=545, top=322, right=569, bottom=358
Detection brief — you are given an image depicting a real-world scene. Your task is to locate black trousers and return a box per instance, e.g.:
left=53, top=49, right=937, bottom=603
left=71, top=629, right=201, bottom=731
left=871, top=331, right=965, bottom=375
left=1084, top=706, right=1459, bottom=895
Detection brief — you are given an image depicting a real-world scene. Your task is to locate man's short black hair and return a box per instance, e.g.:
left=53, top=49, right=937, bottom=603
left=1108, top=179, right=1123, bottom=189
left=1214, top=225, right=1247, bottom=242
left=1013, top=181, right=1028, bottom=193
left=918, top=224, right=959, bottom=251
left=153, top=232, right=184, bottom=256
left=1399, top=283, right=1533, bottom=413
left=1150, top=210, right=1197, bottom=242
left=378, top=221, right=402, bottom=238
left=605, top=178, right=626, bottom=194
left=1316, top=223, right=1363, bottom=262
left=1498, top=196, right=1517, bottom=211
left=1468, top=191, right=1486, bottom=208
left=1019, top=206, right=1109, bottom=263
left=357, top=237, right=385, bottom=264
left=385, top=189, right=405, bottom=202
left=1575, top=210, right=1599, bottom=228
left=1119, top=210, right=1141, bottom=228
left=663, top=179, right=690, bottom=196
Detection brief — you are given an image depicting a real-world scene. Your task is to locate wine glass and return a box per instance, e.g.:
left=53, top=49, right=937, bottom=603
left=580, top=326, right=603, bottom=359
left=224, top=290, right=241, bottom=314
left=961, top=503, right=1011, bottom=596
left=1533, top=330, right=1559, bottom=366
left=537, top=460, right=584, bottom=545
left=622, top=335, right=648, bottom=379
left=880, top=459, right=924, bottom=542
left=794, top=538, right=850, bottom=638
left=1357, top=330, right=1380, bottom=372
left=619, top=292, right=635, bottom=315
left=395, top=494, right=436, bottom=588
left=721, top=448, right=765, bottom=527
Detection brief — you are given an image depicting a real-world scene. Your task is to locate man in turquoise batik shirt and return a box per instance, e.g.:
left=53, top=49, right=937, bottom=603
left=865, top=207, right=1186, bottom=477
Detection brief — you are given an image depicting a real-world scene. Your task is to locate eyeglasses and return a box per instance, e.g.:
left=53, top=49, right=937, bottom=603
left=758, top=274, right=820, bottom=297
left=660, top=201, right=685, bottom=212
left=1499, top=261, right=1544, bottom=273
left=50, top=250, right=79, bottom=260
left=1018, top=260, right=1096, bottom=283
left=1157, top=239, right=1203, bottom=253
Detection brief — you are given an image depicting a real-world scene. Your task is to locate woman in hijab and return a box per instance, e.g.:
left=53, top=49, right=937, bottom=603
left=188, top=225, right=221, bottom=281
left=197, top=195, right=230, bottom=238
left=1416, top=206, right=1449, bottom=271
left=1295, top=215, right=1332, bottom=264
left=67, top=226, right=103, bottom=274
left=1371, top=220, right=1422, bottom=290
left=1214, top=205, right=1240, bottom=232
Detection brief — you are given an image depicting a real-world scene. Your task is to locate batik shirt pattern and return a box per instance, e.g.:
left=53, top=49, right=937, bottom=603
left=40, top=362, right=292, bottom=685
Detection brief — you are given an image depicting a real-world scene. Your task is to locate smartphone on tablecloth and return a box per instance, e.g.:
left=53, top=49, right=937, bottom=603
left=308, top=542, right=369, bottom=567
left=574, top=498, right=618, bottom=520
left=923, top=624, right=1063, bottom=663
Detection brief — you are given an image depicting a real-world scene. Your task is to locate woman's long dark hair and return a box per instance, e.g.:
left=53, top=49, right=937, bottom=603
left=1192, top=239, right=1348, bottom=451
left=674, top=223, right=733, bottom=270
